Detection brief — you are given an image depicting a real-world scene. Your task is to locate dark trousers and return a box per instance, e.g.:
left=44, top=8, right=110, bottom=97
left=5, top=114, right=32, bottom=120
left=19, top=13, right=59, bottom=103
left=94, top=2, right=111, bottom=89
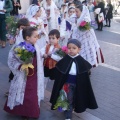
left=106, top=17, right=111, bottom=26
left=96, top=15, right=103, bottom=30
left=0, top=14, right=7, bottom=41
left=44, top=67, right=55, bottom=80
left=64, top=83, right=76, bottom=119
left=97, top=21, right=103, bottom=30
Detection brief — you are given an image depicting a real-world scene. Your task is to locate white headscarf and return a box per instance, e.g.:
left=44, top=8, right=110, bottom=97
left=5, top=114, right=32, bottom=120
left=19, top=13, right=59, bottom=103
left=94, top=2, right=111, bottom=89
left=43, top=0, right=60, bottom=30
left=26, top=4, right=40, bottom=19
left=77, top=5, right=91, bottom=25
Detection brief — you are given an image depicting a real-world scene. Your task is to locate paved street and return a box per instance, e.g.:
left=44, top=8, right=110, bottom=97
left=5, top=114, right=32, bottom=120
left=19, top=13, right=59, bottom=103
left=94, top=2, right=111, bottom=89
left=0, top=19, right=120, bottom=120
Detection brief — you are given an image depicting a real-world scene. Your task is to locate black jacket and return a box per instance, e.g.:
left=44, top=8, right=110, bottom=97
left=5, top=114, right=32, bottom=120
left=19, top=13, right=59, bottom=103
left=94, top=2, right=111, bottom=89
left=97, top=2, right=105, bottom=15
left=106, top=3, right=113, bottom=19
left=50, top=55, right=98, bottom=113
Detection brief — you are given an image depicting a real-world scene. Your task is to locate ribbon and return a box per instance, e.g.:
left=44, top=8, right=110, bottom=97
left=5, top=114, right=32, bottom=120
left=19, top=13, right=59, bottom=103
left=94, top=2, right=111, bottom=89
left=21, top=63, right=34, bottom=76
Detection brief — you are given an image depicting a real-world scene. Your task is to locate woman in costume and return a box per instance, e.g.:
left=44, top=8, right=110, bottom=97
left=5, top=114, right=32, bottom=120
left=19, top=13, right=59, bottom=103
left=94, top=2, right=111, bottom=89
left=72, top=2, right=104, bottom=67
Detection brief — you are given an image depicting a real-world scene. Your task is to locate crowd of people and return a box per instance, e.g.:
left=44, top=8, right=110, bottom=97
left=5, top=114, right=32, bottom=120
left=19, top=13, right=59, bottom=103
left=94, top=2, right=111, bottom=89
left=0, top=0, right=110, bottom=120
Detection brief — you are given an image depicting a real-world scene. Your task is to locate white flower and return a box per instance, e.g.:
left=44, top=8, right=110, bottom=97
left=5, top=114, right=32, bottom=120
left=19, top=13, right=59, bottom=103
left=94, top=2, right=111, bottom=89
left=62, top=107, right=67, bottom=111
left=22, top=46, right=25, bottom=49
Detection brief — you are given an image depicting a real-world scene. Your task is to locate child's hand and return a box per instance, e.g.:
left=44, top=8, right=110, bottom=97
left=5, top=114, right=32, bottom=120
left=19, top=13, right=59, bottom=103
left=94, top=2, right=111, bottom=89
left=43, top=54, right=48, bottom=58
left=48, top=52, right=52, bottom=57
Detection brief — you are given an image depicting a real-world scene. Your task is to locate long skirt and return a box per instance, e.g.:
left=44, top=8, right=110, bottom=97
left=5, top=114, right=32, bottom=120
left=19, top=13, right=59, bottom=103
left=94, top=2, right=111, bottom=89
left=4, top=56, right=40, bottom=118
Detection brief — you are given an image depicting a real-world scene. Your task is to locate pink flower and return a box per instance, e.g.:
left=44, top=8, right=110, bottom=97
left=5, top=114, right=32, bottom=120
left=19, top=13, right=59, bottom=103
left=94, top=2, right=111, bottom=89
left=63, top=84, right=69, bottom=93
left=80, top=21, right=87, bottom=27
left=61, top=46, right=68, bottom=53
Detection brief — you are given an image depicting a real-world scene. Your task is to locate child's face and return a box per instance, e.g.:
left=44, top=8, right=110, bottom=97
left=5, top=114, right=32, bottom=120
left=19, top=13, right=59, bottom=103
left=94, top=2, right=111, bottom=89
left=67, top=43, right=80, bottom=56
left=75, top=8, right=82, bottom=18
left=26, top=31, right=38, bottom=45
left=46, top=0, right=51, bottom=5
left=68, top=8, right=75, bottom=16
left=49, top=35, right=59, bottom=45
left=36, top=9, right=42, bottom=17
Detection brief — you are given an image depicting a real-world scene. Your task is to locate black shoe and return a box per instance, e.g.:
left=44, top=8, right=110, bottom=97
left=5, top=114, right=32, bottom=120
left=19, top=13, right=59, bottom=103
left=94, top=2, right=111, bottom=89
left=96, top=28, right=100, bottom=30
left=104, top=25, right=108, bottom=27
left=108, top=25, right=110, bottom=27
left=100, top=29, right=103, bottom=31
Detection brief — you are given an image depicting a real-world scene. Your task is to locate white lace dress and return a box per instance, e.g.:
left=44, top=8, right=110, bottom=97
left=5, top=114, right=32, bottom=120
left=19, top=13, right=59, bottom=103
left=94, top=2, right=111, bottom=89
left=29, top=17, right=48, bottom=48
left=72, top=27, right=101, bottom=66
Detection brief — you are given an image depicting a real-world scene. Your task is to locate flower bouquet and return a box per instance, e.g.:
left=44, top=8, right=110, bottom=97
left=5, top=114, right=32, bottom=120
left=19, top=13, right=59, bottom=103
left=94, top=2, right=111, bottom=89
left=54, top=46, right=68, bottom=58
left=14, top=42, right=35, bottom=76
left=54, top=84, right=70, bottom=112
left=78, top=21, right=90, bottom=31
left=6, top=16, right=19, bottom=44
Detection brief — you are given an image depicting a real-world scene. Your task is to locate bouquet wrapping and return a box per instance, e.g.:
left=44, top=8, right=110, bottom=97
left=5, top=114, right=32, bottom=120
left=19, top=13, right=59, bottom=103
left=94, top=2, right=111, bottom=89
left=54, top=84, right=70, bottom=112
left=14, top=42, right=35, bottom=77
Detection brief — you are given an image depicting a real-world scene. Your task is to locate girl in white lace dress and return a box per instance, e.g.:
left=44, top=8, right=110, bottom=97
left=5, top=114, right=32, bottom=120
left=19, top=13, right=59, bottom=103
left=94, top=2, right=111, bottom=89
left=26, top=4, right=48, bottom=48
left=4, top=27, right=44, bottom=119
left=60, top=6, right=76, bottom=46
left=43, top=0, right=60, bottom=32
left=72, top=3, right=104, bottom=66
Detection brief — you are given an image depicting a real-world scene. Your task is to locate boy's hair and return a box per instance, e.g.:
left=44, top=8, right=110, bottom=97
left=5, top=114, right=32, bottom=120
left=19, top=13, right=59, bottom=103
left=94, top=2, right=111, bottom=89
left=22, top=26, right=37, bottom=40
left=67, top=39, right=81, bottom=48
left=68, top=2, right=74, bottom=7
left=48, top=29, right=60, bottom=39
left=17, top=18, right=30, bottom=28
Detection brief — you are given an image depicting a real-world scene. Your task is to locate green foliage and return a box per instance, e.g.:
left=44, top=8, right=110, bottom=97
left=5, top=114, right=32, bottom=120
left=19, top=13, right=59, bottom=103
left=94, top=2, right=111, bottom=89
left=78, top=22, right=91, bottom=31
left=55, top=48, right=66, bottom=57
left=54, top=90, right=69, bottom=110
left=19, top=50, right=34, bottom=64
left=6, top=16, right=18, bottom=36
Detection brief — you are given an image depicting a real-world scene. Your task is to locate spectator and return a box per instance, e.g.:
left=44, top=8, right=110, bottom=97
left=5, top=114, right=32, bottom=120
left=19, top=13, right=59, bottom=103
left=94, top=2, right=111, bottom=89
left=104, top=0, right=113, bottom=27
left=95, top=0, right=105, bottom=31
left=0, top=0, right=13, bottom=48
left=10, top=0, right=21, bottom=16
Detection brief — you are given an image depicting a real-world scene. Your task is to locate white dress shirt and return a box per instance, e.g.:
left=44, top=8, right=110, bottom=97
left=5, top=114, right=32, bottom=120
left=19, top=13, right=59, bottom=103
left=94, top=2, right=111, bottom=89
left=0, top=0, right=5, bottom=14
left=69, top=54, right=79, bottom=75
